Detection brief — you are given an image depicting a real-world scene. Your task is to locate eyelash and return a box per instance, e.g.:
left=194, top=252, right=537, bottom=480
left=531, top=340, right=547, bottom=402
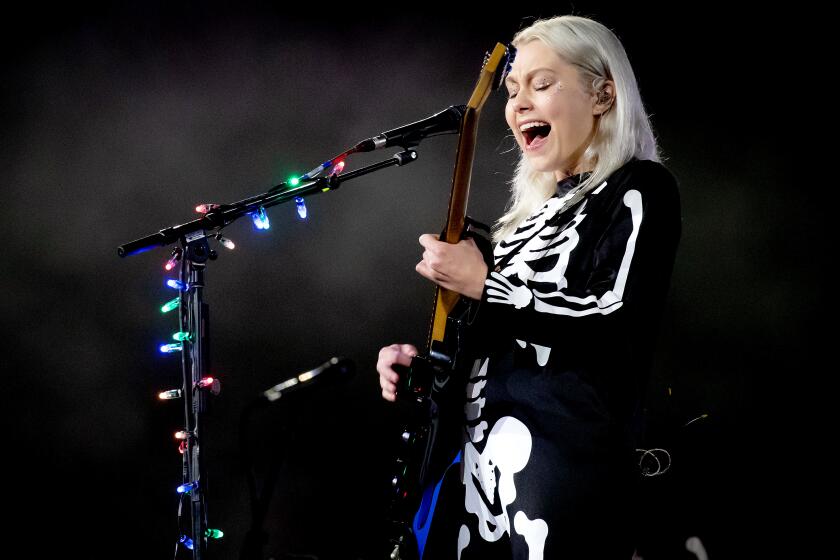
left=507, top=83, right=550, bottom=99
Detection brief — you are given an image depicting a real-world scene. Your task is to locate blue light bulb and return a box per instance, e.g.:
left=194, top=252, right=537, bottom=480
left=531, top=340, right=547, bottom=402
left=295, top=197, right=307, bottom=219
left=160, top=343, right=183, bottom=354
left=177, top=481, right=198, bottom=494
left=165, top=279, right=187, bottom=291
left=179, top=535, right=194, bottom=550
left=251, top=207, right=270, bottom=230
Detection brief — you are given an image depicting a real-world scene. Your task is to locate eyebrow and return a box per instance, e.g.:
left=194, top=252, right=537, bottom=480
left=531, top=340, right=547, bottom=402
left=504, top=67, right=556, bottom=86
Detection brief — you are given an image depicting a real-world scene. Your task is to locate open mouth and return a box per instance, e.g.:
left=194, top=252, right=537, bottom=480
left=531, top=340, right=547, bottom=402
left=522, top=124, right=551, bottom=146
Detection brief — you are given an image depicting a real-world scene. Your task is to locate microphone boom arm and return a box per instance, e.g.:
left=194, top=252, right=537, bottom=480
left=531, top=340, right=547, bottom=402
left=117, top=148, right=420, bottom=257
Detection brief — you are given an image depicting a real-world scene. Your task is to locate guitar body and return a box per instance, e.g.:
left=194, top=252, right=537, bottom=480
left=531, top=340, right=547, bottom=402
left=387, top=298, right=472, bottom=540
left=384, top=42, right=515, bottom=560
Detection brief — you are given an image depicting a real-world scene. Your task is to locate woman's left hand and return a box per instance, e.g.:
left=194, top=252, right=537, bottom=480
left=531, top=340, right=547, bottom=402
left=415, top=234, right=488, bottom=300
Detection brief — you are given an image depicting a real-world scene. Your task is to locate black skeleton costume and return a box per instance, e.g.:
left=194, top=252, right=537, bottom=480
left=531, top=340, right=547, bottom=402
left=418, top=157, right=681, bottom=559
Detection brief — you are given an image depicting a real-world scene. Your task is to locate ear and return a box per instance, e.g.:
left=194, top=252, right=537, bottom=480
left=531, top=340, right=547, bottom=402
left=592, top=80, right=615, bottom=116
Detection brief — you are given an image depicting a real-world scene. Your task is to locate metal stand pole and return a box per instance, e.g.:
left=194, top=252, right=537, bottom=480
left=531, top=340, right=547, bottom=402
left=178, top=232, right=215, bottom=559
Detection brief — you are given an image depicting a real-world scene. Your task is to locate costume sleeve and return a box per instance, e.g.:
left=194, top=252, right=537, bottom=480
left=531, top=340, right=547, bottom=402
left=470, top=161, right=681, bottom=350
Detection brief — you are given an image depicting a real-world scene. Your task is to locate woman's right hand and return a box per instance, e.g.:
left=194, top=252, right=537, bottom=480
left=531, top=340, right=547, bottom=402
left=377, top=343, right=418, bottom=402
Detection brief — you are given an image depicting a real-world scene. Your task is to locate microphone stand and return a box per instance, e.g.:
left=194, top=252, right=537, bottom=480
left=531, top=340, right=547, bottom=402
left=238, top=398, right=284, bottom=560
left=238, top=357, right=356, bottom=560
left=118, top=148, right=420, bottom=559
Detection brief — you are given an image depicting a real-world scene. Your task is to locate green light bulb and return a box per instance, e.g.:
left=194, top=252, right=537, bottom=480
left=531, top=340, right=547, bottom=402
left=205, top=529, right=224, bottom=539
left=288, top=176, right=300, bottom=187
left=173, top=332, right=191, bottom=342
left=161, top=297, right=179, bottom=313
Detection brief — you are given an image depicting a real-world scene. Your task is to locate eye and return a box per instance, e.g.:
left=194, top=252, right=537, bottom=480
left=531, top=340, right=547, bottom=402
left=507, top=82, right=550, bottom=99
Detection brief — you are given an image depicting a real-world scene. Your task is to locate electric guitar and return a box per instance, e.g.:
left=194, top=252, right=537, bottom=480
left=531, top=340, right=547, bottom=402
left=385, top=42, right=515, bottom=560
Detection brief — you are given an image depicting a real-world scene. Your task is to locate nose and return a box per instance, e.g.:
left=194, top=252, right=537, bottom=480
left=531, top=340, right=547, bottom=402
left=509, top=90, right=532, bottom=113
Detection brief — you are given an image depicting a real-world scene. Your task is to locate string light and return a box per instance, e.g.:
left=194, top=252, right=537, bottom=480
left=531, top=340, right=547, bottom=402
left=177, top=481, right=198, bottom=494
left=215, top=234, right=235, bottom=250
left=288, top=175, right=301, bottom=187
left=197, top=376, right=221, bottom=395
left=165, top=279, right=188, bottom=291
left=174, top=430, right=190, bottom=440
left=159, top=343, right=183, bottom=354
left=300, top=156, right=346, bottom=181
left=205, top=529, right=224, bottom=539
left=164, top=248, right=182, bottom=271
left=161, top=297, right=180, bottom=313
left=251, top=206, right=270, bottom=230
left=172, top=331, right=192, bottom=342
left=158, top=389, right=182, bottom=400
left=197, top=377, right=215, bottom=388
left=295, top=197, right=307, bottom=219
left=179, top=535, right=194, bottom=550
left=195, top=203, right=220, bottom=214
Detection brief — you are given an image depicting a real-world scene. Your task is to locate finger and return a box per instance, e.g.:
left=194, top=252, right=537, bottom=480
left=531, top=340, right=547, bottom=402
left=416, top=260, right=435, bottom=281
left=378, top=365, right=399, bottom=385
left=377, top=359, right=402, bottom=383
left=418, top=233, right=439, bottom=248
left=378, top=344, right=401, bottom=360
left=379, top=375, right=397, bottom=393
left=380, top=344, right=406, bottom=363
left=417, top=260, right=452, bottom=283
left=392, top=349, right=413, bottom=367
left=399, top=344, right=418, bottom=357
left=381, top=385, right=396, bottom=401
left=382, top=345, right=412, bottom=368
left=421, top=250, right=439, bottom=272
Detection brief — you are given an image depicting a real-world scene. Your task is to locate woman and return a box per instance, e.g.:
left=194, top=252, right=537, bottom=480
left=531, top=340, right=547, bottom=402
left=378, top=15, right=680, bottom=559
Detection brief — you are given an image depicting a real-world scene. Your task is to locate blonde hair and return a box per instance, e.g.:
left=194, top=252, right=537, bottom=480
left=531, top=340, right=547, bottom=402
left=493, top=15, right=662, bottom=242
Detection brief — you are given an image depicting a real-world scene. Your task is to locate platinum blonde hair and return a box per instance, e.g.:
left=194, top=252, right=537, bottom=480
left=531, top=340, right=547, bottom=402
left=493, top=15, right=662, bottom=242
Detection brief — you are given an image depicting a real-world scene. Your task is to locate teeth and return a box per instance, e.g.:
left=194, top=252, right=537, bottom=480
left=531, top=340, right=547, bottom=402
left=519, top=121, right=550, bottom=132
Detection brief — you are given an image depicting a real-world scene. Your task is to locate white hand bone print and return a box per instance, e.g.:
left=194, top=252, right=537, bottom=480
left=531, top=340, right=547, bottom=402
left=485, top=272, right=533, bottom=309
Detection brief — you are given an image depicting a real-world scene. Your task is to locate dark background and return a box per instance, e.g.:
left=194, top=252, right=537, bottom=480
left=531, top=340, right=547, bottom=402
left=0, top=2, right=815, bottom=559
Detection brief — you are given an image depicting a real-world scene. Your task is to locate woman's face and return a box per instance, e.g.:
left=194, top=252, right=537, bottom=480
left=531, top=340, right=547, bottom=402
left=504, top=40, right=600, bottom=181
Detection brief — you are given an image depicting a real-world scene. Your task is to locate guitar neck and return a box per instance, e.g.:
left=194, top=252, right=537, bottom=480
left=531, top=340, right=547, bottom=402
left=423, top=43, right=511, bottom=353
left=425, top=110, right=478, bottom=350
